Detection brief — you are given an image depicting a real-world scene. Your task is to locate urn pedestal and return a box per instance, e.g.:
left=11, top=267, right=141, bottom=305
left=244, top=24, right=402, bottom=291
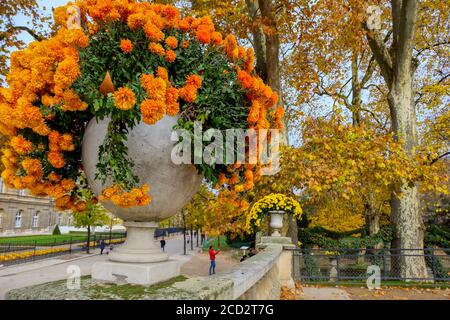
left=82, top=115, right=202, bottom=285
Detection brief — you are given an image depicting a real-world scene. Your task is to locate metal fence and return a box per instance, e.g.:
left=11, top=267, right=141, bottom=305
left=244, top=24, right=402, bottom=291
left=0, top=232, right=126, bottom=267
left=154, top=227, right=183, bottom=239
left=292, top=248, right=450, bottom=284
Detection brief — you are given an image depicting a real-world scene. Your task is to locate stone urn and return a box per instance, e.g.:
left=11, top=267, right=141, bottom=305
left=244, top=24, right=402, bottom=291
left=82, top=115, right=202, bottom=263
left=269, top=210, right=285, bottom=237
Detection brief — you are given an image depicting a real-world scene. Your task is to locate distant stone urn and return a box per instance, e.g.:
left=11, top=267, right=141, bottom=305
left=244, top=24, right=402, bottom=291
left=82, top=116, right=202, bottom=263
left=269, top=210, right=285, bottom=237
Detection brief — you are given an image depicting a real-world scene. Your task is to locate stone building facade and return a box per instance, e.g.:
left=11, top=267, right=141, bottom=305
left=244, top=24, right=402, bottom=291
left=0, top=178, right=73, bottom=236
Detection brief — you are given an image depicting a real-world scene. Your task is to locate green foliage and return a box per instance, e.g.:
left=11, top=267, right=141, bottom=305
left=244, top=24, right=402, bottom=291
left=425, top=225, right=450, bottom=249
left=298, top=225, right=395, bottom=250
left=52, top=224, right=61, bottom=235
left=72, top=203, right=109, bottom=229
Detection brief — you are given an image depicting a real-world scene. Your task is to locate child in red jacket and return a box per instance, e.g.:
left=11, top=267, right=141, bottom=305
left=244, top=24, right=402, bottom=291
left=208, top=245, right=220, bottom=275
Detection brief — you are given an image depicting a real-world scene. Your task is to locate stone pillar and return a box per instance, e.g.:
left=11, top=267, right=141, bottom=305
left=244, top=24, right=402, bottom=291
left=258, top=236, right=296, bottom=290
left=91, top=221, right=180, bottom=286
left=109, top=221, right=168, bottom=263
left=329, top=258, right=338, bottom=282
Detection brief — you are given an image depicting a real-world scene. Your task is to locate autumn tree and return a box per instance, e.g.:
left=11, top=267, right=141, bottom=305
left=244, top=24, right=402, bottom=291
left=0, top=0, right=49, bottom=84
left=279, top=0, right=448, bottom=278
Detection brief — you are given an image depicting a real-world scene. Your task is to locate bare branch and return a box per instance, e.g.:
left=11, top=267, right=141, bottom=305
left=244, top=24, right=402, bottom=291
left=364, top=25, right=393, bottom=86
left=0, top=25, right=44, bottom=41
left=430, top=152, right=450, bottom=165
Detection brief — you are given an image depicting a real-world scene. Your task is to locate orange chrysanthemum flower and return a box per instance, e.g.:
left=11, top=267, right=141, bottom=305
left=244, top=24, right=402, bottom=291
left=274, top=105, right=284, bottom=129
left=48, top=151, right=65, bottom=169
left=144, top=22, right=164, bottom=42
left=165, top=87, right=179, bottom=116
left=178, top=85, right=198, bottom=103
left=120, top=39, right=133, bottom=53
left=237, top=69, right=254, bottom=89
left=248, top=101, right=261, bottom=125
left=113, top=87, right=136, bottom=110
left=156, top=67, right=169, bottom=83
left=196, top=30, right=211, bottom=44
left=127, top=13, right=147, bottom=30
left=10, top=135, right=33, bottom=155
left=181, top=40, right=190, bottom=49
left=178, top=18, right=192, bottom=32
left=141, top=99, right=166, bottom=125
left=141, top=74, right=166, bottom=100
left=149, top=42, right=165, bottom=56
left=61, top=178, right=76, bottom=191
left=48, top=172, right=61, bottom=182
left=165, top=50, right=176, bottom=63
left=186, top=74, right=202, bottom=89
left=211, top=32, right=223, bottom=45
left=165, top=36, right=178, bottom=49
left=245, top=48, right=255, bottom=72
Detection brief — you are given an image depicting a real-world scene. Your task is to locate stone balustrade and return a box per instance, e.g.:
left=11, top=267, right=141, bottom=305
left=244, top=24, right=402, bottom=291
left=169, top=236, right=295, bottom=300
left=6, top=236, right=296, bottom=300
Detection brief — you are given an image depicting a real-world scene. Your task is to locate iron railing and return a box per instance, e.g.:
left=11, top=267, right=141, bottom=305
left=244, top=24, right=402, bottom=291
left=292, top=247, right=450, bottom=284
left=0, top=233, right=126, bottom=267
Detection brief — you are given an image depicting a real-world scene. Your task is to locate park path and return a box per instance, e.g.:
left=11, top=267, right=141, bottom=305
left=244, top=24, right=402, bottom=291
left=283, top=284, right=450, bottom=300
left=0, top=235, right=238, bottom=300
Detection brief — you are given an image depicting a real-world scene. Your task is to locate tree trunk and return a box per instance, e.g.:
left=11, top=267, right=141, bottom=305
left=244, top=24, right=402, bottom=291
left=388, top=50, right=428, bottom=280
left=365, top=194, right=380, bottom=236
left=366, top=0, right=428, bottom=280
left=182, top=212, right=186, bottom=255
left=351, top=52, right=362, bottom=126
left=365, top=209, right=380, bottom=236
left=86, top=224, right=91, bottom=254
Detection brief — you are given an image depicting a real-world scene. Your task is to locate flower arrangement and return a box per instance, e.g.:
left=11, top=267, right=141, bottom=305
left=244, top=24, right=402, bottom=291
left=246, top=193, right=302, bottom=231
left=0, top=0, right=283, bottom=211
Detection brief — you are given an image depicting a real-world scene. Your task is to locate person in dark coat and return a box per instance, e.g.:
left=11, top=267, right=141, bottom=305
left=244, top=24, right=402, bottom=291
left=99, top=240, right=106, bottom=255
left=160, top=238, right=166, bottom=252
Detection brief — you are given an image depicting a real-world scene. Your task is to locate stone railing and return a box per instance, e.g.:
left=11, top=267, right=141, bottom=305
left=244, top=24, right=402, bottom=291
left=169, top=236, right=295, bottom=300
left=6, top=236, right=296, bottom=300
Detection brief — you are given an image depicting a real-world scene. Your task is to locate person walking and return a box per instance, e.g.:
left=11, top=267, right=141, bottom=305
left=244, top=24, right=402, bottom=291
left=208, top=245, right=220, bottom=275
left=201, top=233, right=206, bottom=245
left=99, top=239, right=106, bottom=255
left=160, top=237, right=166, bottom=252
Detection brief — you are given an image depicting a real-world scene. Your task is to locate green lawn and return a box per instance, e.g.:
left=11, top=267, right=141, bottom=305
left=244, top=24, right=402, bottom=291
left=0, top=233, right=124, bottom=246
left=0, top=234, right=87, bottom=245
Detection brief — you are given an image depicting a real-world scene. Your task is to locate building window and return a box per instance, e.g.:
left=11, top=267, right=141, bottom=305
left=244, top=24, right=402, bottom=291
left=32, top=211, right=39, bottom=228
left=57, top=213, right=62, bottom=225
left=0, top=210, right=3, bottom=228
left=15, top=211, right=22, bottom=228
left=19, top=189, right=26, bottom=196
left=0, top=178, right=4, bottom=193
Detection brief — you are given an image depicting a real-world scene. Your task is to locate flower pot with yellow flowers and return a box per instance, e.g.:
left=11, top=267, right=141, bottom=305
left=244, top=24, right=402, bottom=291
left=0, top=1, right=283, bottom=283
left=247, top=194, right=302, bottom=237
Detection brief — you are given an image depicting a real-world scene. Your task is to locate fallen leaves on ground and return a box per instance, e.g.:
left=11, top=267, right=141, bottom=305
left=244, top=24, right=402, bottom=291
left=280, top=282, right=303, bottom=300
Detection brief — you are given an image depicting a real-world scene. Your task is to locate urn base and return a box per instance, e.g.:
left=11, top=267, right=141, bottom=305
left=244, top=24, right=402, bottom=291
left=109, top=221, right=168, bottom=263
left=91, top=260, right=180, bottom=286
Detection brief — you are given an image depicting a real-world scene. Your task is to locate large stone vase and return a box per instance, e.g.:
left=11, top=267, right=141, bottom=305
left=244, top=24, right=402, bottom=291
left=82, top=115, right=202, bottom=264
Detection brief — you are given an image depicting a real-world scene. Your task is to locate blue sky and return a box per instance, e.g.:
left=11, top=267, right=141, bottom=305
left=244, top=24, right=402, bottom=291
left=13, top=0, right=68, bottom=45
